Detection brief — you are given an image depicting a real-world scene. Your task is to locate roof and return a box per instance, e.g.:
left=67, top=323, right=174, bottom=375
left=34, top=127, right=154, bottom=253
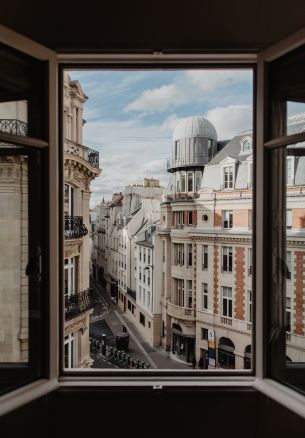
left=173, top=116, right=217, bottom=141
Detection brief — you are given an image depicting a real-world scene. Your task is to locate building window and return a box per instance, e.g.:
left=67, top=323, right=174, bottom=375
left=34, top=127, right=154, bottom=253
left=202, top=245, right=208, bottom=270
left=174, top=140, right=179, bottom=160
left=128, top=300, right=132, bottom=311
left=222, top=286, right=233, bottom=318
left=187, top=172, right=193, bottom=192
left=286, top=209, right=292, bottom=229
left=222, top=246, right=233, bottom=272
left=139, top=247, right=142, bottom=261
left=242, top=137, right=251, bottom=152
left=147, top=269, right=151, bottom=286
left=174, top=243, right=184, bottom=266
left=143, top=248, right=146, bottom=263
left=201, top=328, right=208, bottom=340
left=187, top=280, right=192, bottom=308
left=202, top=283, right=208, bottom=310
left=64, top=334, right=74, bottom=369
left=248, top=248, right=252, bottom=276
left=139, top=286, right=142, bottom=302
left=140, top=312, right=145, bottom=326
left=139, top=267, right=142, bottom=281
left=247, top=290, right=252, bottom=323
left=188, top=211, right=193, bottom=225
left=148, top=249, right=151, bottom=264
left=147, top=291, right=151, bottom=308
left=286, top=251, right=291, bottom=280
left=64, top=183, right=74, bottom=216
left=175, top=278, right=184, bottom=307
left=187, top=244, right=192, bottom=267
left=143, top=288, right=146, bottom=304
left=64, top=257, right=75, bottom=297
left=224, top=166, right=233, bottom=189
left=162, top=240, right=165, bottom=262
left=180, top=172, right=186, bottom=192
left=222, top=210, right=233, bottom=228
left=195, top=171, right=201, bottom=192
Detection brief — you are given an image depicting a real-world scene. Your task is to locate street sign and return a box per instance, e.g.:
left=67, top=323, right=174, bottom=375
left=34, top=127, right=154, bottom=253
left=208, top=330, right=216, bottom=367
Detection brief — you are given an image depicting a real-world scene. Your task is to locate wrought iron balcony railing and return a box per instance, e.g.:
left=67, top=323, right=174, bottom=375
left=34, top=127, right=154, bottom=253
left=65, top=216, right=88, bottom=239
left=127, top=287, right=136, bottom=301
left=0, top=119, right=28, bottom=136
left=64, top=139, right=100, bottom=168
left=65, top=288, right=97, bottom=321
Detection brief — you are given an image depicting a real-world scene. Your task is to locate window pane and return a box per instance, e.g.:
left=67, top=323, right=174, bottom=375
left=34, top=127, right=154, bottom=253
left=0, top=154, right=28, bottom=363
left=285, top=145, right=305, bottom=364
left=68, top=68, right=253, bottom=371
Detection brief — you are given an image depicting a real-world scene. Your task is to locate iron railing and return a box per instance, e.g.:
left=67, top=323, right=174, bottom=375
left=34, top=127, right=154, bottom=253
left=64, top=139, right=100, bottom=168
left=65, top=216, right=88, bottom=239
left=0, top=119, right=28, bottom=136
left=65, top=288, right=97, bottom=320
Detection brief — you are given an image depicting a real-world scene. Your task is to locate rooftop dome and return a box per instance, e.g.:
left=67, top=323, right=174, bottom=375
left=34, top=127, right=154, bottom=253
left=173, top=116, right=217, bottom=142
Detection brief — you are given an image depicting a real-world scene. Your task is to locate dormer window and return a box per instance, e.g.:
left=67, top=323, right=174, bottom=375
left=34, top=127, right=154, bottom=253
left=241, top=136, right=252, bottom=153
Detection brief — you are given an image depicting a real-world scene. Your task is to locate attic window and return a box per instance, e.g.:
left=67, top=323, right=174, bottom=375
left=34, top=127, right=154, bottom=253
left=241, top=136, right=252, bottom=152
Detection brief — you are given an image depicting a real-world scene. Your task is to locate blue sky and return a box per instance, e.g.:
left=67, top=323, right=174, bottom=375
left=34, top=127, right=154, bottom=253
left=69, top=69, right=253, bottom=206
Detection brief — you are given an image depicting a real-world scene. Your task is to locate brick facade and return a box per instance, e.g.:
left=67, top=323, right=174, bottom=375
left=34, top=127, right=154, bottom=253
left=234, top=247, right=245, bottom=320
left=294, top=251, right=305, bottom=335
left=214, top=245, right=219, bottom=313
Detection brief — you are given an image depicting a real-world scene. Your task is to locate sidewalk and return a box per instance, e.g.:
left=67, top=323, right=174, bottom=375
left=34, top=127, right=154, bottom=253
left=90, top=279, right=190, bottom=369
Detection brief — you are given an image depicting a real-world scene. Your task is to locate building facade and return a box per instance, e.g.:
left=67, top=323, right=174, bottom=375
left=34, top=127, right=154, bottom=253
left=63, top=73, right=101, bottom=368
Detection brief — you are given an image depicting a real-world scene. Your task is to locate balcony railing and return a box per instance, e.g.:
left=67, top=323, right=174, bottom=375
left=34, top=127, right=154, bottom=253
left=167, top=155, right=210, bottom=170
left=0, top=118, right=28, bottom=136
left=65, top=216, right=88, bottom=239
left=167, top=299, right=195, bottom=320
left=64, top=139, right=100, bottom=168
left=197, top=309, right=252, bottom=332
left=127, top=287, right=136, bottom=301
left=65, top=288, right=97, bottom=321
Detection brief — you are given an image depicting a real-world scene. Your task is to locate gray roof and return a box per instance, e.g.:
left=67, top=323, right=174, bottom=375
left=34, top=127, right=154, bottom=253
left=208, top=133, right=252, bottom=165
left=173, top=116, right=217, bottom=141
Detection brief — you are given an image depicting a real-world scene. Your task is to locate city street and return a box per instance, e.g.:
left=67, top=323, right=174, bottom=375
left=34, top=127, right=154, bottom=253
left=89, top=279, right=190, bottom=370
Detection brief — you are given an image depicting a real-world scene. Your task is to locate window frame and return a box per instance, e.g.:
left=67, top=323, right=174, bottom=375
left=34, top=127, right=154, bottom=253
left=3, top=22, right=305, bottom=423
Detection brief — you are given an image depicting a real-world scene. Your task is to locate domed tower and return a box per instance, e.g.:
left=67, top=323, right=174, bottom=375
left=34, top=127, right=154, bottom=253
left=167, top=116, right=217, bottom=196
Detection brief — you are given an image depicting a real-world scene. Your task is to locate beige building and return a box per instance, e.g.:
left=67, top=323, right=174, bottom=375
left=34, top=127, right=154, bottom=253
left=63, top=73, right=101, bottom=368
left=0, top=101, right=29, bottom=363
left=159, top=115, right=305, bottom=368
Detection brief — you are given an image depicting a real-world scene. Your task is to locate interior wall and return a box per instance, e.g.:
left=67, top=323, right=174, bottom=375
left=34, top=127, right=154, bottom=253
left=1, top=388, right=305, bottom=437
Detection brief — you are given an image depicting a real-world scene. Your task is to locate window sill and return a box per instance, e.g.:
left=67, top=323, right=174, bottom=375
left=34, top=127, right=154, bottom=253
left=254, top=377, right=305, bottom=420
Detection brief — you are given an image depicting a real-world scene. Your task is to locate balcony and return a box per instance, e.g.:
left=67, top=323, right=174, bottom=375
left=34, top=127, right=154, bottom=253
left=167, top=155, right=210, bottom=171
left=127, top=287, right=136, bottom=301
left=0, top=118, right=28, bottom=136
left=65, top=216, right=88, bottom=239
left=65, top=288, right=97, bottom=321
left=167, top=299, right=195, bottom=321
left=197, top=309, right=252, bottom=333
left=64, top=139, right=100, bottom=168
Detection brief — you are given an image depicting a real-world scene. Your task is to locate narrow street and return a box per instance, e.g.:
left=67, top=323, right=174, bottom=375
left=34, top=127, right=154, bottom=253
left=89, top=279, right=190, bottom=370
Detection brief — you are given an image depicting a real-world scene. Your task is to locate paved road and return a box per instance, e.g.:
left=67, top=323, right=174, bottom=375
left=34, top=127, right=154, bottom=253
left=89, top=279, right=190, bottom=370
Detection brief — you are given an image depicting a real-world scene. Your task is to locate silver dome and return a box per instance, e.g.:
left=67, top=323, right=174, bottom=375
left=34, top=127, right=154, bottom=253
left=173, top=116, right=217, bottom=141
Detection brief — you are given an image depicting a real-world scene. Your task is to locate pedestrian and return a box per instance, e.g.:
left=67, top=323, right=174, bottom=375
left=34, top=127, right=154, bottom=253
left=198, top=356, right=204, bottom=369
left=191, top=356, right=196, bottom=369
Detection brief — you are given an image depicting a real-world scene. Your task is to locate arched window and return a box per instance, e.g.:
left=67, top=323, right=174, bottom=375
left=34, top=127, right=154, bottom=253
left=218, top=337, right=235, bottom=369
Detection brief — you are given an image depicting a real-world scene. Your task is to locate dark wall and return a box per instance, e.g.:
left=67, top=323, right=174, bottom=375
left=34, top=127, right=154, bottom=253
left=1, top=388, right=305, bottom=437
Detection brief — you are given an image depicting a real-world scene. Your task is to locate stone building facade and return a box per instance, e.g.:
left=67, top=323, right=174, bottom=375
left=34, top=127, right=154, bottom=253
left=63, top=73, right=101, bottom=368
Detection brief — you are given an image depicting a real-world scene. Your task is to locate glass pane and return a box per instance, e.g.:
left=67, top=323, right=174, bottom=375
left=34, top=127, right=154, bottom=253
left=285, top=144, right=305, bottom=364
left=0, top=154, right=28, bottom=363
left=287, top=102, right=305, bottom=136
left=64, top=69, right=253, bottom=370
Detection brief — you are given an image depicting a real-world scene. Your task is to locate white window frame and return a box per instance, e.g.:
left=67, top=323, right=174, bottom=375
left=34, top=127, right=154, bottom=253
left=222, top=210, right=233, bottom=229
left=202, top=283, right=209, bottom=311
left=222, top=286, right=233, bottom=318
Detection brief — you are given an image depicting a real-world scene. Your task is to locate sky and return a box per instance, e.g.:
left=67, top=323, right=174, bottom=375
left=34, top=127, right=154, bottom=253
left=69, top=69, right=254, bottom=207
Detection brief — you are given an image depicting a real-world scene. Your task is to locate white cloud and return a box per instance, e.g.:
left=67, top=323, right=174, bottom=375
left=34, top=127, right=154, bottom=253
left=124, top=70, right=252, bottom=115
left=124, top=84, right=186, bottom=114
left=185, top=70, right=251, bottom=93
left=205, top=105, right=252, bottom=140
